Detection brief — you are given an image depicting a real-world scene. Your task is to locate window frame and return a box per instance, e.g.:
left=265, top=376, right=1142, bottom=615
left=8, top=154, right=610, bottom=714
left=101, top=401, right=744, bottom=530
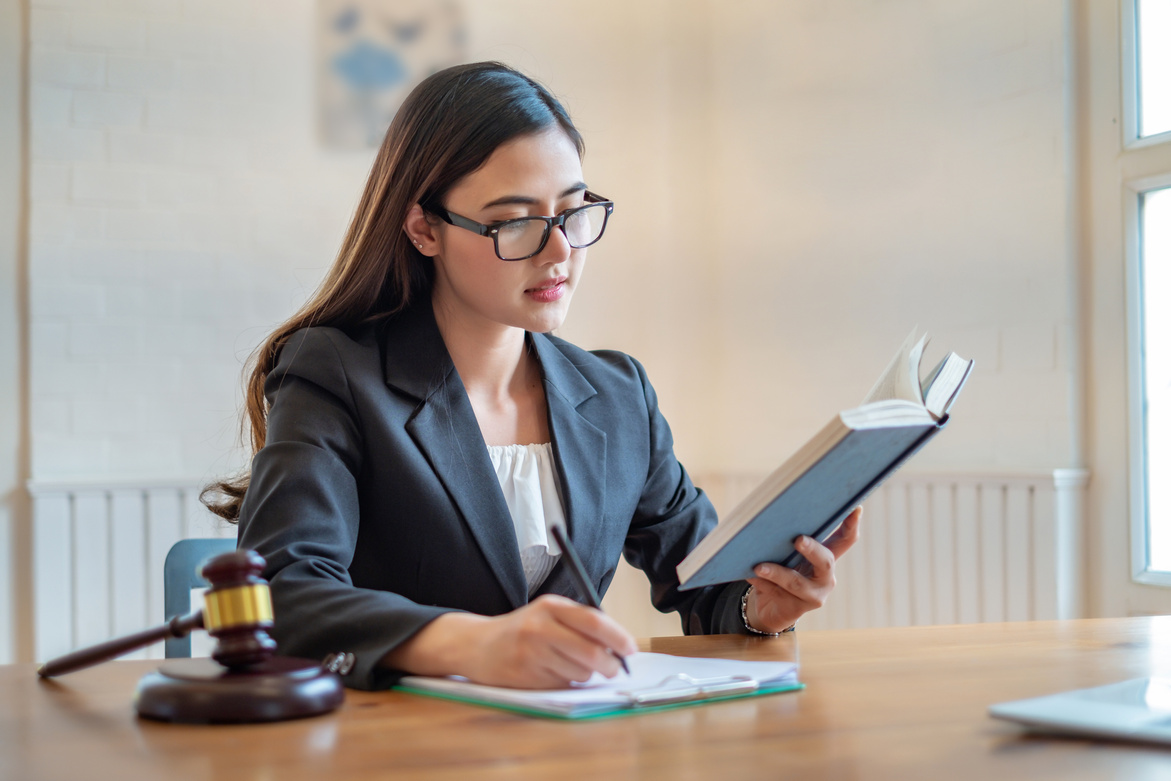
left=1123, top=0, right=1171, bottom=586
left=1124, top=0, right=1171, bottom=148
left=1126, top=173, right=1171, bottom=586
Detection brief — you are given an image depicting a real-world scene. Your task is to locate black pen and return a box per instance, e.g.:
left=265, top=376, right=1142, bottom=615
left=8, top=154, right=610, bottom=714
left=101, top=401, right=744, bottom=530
left=551, top=525, right=632, bottom=676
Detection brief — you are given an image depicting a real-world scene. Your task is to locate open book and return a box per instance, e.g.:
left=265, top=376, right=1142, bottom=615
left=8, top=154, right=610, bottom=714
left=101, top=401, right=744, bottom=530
left=396, top=652, right=800, bottom=719
left=677, top=331, right=973, bottom=591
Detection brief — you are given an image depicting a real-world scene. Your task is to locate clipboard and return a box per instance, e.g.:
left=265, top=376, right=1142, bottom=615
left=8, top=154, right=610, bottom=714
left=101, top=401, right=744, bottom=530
left=395, top=652, right=802, bottom=720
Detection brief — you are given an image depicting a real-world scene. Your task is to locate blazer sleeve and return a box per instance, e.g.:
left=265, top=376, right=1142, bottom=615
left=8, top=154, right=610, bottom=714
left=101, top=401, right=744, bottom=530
left=620, top=357, right=750, bottom=635
left=236, top=328, right=459, bottom=690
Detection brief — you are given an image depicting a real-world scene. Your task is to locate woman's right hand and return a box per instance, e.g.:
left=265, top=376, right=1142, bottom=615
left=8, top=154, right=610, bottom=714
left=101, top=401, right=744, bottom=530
left=382, top=595, right=638, bottom=689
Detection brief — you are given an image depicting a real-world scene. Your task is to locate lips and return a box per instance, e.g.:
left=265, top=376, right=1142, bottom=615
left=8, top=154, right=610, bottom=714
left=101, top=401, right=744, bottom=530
left=526, top=276, right=567, bottom=292
left=526, top=276, right=568, bottom=303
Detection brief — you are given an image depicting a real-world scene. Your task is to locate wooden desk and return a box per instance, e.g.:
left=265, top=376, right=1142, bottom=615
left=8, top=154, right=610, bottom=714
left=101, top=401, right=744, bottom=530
left=4, top=618, right=1171, bottom=780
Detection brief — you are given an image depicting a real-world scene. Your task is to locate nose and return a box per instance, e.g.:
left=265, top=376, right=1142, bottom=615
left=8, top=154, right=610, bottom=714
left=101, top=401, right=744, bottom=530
left=534, top=223, right=573, bottom=265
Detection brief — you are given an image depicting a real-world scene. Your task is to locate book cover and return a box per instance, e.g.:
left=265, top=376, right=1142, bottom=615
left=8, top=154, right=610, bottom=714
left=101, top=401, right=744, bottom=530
left=676, top=331, right=971, bottom=591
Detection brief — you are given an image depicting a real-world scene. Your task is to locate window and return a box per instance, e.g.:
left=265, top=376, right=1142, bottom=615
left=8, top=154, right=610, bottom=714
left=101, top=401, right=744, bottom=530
left=1127, top=0, right=1171, bottom=583
left=1141, top=187, right=1171, bottom=571
left=1138, top=0, right=1171, bottom=138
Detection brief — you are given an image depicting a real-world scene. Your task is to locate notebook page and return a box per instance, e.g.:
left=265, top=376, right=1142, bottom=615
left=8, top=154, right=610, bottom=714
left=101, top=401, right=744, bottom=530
left=399, top=652, right=799, bottom=715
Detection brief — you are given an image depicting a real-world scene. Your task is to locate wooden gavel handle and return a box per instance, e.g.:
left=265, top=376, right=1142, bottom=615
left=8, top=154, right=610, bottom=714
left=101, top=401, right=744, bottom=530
left=37, top=611, right=205, bottom=678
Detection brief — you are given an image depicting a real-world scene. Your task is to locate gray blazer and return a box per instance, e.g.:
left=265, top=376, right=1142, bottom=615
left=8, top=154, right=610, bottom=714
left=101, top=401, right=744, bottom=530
left=237, top=302, right=748, bottom=690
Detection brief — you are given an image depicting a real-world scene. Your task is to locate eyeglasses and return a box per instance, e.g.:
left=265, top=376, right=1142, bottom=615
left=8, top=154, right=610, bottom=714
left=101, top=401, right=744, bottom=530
left=429, top=191, right=615, bottom=261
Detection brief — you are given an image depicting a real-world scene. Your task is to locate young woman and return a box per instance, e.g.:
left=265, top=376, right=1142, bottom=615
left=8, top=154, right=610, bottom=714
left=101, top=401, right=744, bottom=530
left=206, top=61, right=860, bottom=691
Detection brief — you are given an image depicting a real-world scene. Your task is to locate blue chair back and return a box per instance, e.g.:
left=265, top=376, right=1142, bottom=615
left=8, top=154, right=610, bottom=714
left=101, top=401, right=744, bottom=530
left=163, top=537, right=237, bottom=658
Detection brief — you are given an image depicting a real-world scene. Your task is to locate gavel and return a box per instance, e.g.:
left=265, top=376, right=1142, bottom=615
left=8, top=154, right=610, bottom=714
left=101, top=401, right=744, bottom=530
left=37, top=549, right=345, bottom=723
left=39, top=550, right=276, bottom=677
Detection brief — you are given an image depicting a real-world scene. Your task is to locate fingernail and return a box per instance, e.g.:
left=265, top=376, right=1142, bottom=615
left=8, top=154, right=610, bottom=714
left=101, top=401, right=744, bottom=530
left=756, top=564, right=772, bottom=576
left=796, top=536, right=810, bottom=549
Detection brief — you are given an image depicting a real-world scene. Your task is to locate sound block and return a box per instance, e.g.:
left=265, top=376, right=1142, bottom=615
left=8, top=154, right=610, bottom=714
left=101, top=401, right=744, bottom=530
left=135, top=656, right=345, bottom=724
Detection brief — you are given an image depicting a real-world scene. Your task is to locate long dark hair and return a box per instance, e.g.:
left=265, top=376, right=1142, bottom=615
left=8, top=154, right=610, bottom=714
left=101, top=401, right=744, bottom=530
left=203, top=62, right=584, bottom=522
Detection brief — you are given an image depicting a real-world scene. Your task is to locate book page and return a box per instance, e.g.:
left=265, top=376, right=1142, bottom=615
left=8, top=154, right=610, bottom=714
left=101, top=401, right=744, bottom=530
left=923, top=353, right=974, bottom=417
left=862, top=330, right=928, bottom=405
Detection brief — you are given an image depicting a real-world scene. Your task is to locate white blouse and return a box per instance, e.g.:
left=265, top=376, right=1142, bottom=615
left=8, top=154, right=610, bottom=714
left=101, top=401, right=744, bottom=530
left=486, top=442, right=566, bottom=597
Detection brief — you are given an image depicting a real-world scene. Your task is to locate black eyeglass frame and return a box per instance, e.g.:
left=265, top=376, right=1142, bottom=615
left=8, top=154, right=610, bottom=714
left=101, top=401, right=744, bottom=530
left=427, top=190, right=615, bottom=261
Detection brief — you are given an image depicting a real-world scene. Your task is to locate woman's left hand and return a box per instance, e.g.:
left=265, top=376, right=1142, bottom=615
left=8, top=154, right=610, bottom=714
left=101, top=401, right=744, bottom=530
left=744, top=506, right=862, bottom=633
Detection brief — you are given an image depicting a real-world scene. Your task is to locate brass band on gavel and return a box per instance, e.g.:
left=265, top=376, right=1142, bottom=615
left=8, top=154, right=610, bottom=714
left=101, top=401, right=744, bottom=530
left=37, top=549, right=279, bottom=678
left=203, top=584, right=273, bottom=631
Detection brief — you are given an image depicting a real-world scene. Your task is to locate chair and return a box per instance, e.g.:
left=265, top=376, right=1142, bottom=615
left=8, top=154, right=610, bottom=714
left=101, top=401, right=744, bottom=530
left=163, top=537, right=238, bottom=658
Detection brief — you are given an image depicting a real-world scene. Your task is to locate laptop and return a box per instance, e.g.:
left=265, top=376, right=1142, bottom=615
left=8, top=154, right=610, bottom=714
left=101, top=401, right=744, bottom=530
left=989, top=678, right=1171, bottom=745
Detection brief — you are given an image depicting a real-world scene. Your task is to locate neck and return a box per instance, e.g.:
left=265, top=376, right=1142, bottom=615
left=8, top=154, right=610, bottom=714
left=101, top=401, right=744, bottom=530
left=431, top=295, right=530, bottom=399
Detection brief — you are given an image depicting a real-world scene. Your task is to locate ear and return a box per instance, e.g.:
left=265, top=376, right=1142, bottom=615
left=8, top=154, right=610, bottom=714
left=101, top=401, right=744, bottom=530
left=404, top=204, right=439, bottom=256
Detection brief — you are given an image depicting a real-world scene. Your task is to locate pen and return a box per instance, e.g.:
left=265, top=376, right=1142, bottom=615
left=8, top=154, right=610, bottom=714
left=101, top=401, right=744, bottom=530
left=551, top=525, right=632, bottom=676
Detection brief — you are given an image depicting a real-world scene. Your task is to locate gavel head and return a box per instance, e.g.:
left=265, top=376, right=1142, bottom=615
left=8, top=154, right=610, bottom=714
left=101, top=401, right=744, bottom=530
left=199, top=550, right=278, bottom=670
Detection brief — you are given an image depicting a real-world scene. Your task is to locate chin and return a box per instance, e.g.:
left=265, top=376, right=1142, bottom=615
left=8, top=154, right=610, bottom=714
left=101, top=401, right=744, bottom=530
left=518, top=296, right=572, bottom=334
left=526, top=316, right=567, bottom=334
left=524, top=307, right=570, bottom=334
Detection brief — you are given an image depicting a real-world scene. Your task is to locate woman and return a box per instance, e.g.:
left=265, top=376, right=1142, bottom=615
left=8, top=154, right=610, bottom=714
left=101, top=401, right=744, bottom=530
left=206, top=61, right=860, bottom=691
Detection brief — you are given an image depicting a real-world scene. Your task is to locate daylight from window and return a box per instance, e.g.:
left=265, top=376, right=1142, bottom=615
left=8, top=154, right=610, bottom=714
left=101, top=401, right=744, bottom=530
left=1139, top=0, right=1171, bottom=137
left=1144, top=187, right=1171, bottom=570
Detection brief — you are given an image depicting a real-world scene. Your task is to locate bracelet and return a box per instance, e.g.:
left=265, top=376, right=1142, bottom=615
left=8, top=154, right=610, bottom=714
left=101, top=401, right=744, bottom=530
left=741, top=586, right=796, bottom=636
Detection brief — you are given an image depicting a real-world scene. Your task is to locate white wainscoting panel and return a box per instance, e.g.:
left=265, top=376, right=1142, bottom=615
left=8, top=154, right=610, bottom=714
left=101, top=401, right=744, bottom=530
left=693, top=469, right=1089, bottom=633
left=29, top=470, right=1088, bottom=659
left=605, top=469, right=1089, bottom=637
left=29, top=481, right=235, bottom=663
left=0, top=503, right=16, bottom=664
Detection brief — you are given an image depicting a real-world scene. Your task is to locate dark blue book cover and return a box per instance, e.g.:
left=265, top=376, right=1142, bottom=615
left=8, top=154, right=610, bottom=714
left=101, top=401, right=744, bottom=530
left=678, top=420, right=942, bottom=590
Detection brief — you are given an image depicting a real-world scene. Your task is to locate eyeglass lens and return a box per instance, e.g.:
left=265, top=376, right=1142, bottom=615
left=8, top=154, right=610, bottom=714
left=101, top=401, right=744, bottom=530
left=496, top=203, right=609, bottom=260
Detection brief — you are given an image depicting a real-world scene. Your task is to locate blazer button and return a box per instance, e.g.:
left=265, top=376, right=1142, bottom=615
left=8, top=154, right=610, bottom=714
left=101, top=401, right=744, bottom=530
left=322, top=652, right=355, bottom=675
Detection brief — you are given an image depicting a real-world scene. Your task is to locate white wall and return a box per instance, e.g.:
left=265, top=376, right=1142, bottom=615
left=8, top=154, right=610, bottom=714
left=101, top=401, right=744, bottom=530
left=14, top=0, right=1087, bottom=656
left=27, top=0, right=373, bottom=484
left=703, top=1, right=1076, bottom=476
left=1, top=0, right=30, bottom=664
left=24, top=0, right=1079, bottom=486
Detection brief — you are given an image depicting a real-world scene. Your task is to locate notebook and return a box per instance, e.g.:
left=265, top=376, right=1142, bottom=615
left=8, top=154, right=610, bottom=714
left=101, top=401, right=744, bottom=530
left=396, top=652, right=801, bottom=719
left=989, top=677, right=1171, bottom=744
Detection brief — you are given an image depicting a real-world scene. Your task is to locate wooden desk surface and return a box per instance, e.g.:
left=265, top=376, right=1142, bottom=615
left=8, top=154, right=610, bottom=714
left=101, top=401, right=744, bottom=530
left=4, top=618, right=1171, bottom=780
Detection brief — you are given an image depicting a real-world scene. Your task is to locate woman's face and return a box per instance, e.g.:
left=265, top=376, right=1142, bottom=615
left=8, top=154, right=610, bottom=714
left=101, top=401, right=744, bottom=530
left=429, top=127, right=589, bottom=338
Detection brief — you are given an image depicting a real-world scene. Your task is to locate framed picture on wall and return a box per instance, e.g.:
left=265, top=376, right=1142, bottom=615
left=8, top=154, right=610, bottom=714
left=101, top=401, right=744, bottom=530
left=317, top=0, right=465, bottom=149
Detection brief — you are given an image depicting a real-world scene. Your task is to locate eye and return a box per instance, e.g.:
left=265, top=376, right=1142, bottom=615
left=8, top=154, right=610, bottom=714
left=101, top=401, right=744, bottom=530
left=495, top=219, right=534, bottom=238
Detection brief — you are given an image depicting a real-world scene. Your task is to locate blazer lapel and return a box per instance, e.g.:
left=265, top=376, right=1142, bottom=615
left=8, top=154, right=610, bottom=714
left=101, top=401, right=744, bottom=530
left=383, top=306, right=528, bottom=609
left=529, top=334, right=609, bottom=599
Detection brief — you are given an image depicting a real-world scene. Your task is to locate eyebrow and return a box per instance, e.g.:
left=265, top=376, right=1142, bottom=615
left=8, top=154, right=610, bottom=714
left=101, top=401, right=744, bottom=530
left=480, top=182, right=587, bottom=211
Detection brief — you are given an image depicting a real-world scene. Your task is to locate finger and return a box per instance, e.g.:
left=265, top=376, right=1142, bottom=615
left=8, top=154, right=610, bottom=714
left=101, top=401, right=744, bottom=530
left=749, top=566, right=817, bottom=601
left=748, top=571, right=824, bottom=611
left=791, top=556, right=815, bottom=579
left=527, top=597, right=630, bottom=675
left=501, top=638, right=601, bottom=690
left=543, top=596, right=638, bottom=657
left=749, top=543, right=833, bottom=599
left=537, top=647, right=607, bottom=686
left=524, top=661, right=595, bottom=690
left=537, top=615, right=623, bottom=682
left=508, top=602, right=621, bottom=686
left=792, top=535, right=835, bottom=581
left=824, top=507, right=862, bottom=559
left=549, top=639, right=622, bottom=682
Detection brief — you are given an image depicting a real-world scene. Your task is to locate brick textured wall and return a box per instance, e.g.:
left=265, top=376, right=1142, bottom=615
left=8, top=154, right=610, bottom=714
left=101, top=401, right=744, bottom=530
left=28, top=0, right=371, bottom=482
left=26, top=0, right=1078, bottom=485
